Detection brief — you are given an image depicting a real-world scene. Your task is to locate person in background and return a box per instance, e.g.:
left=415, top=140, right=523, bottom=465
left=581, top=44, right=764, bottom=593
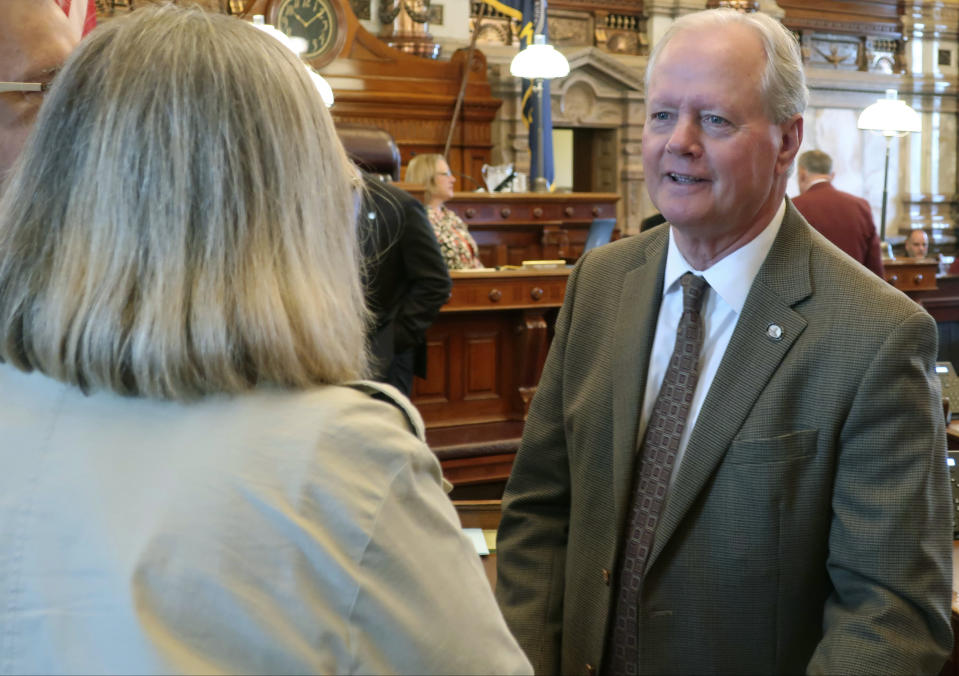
left=0, top=7, right=532, bottom=675
left=0, top=0, right=79, bottom=182
left=405, top=153, right=485, bottom=269
left=359, top=172, right=451, bottom=395
left=793, top=149, right=885, bottom=276
left=495, top=8, right=951, bottom=675
left=905, top=229, right=931, bottom=258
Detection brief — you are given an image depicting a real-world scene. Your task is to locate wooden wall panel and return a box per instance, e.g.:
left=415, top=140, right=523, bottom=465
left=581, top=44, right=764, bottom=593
left=779, top=0, right=901, bottom=37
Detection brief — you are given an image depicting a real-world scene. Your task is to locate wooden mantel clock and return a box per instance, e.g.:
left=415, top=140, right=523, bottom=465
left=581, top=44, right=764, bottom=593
left=266, top=0, right=347, bottom=67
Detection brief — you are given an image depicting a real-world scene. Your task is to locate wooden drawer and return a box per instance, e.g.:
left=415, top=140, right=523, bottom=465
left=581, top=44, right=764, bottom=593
left=884, top=260, right=938, bottom=291
left=445, top=270, right=569, bottom=311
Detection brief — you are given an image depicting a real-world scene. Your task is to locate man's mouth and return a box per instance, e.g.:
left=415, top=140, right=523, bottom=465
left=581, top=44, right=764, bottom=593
left=667, top=172, right=706, bottom=184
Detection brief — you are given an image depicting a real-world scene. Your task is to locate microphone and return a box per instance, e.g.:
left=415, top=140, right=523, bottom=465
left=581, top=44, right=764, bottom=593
left=453, top=171, right=487, bottom=192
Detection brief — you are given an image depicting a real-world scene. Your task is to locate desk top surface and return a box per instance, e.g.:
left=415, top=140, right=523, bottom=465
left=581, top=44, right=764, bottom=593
left=451, top=267, right=572, bottom=279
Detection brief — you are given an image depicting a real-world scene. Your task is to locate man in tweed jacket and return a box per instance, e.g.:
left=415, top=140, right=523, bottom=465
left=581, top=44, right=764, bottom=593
left=495, top=8, right=952, bottom=676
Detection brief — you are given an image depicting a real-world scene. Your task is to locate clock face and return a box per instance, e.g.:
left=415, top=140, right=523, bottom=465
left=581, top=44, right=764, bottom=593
left=276, top=0, right=338, bottom=60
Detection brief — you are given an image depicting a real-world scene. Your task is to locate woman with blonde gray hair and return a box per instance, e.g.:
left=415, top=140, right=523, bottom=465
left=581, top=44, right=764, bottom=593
left=0, top=6, right=531, bottom=675
left=405, top=153, right=484, bottom=269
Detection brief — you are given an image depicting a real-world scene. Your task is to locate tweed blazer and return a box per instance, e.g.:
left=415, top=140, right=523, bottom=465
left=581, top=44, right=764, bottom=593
left=495, top=201, right=953, bottom=675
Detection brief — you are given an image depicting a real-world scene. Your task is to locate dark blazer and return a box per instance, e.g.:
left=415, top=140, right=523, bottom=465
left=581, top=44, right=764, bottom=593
left=360, top=176, right=451, bottom=386
left=792, top=181, right=885, bottom=277
left=495, top=201, right=952, bottom=675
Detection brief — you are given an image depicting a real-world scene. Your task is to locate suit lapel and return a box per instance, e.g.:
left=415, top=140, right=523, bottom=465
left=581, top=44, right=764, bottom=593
left=612, top=229, right=667, bottom=519
left=647, top=203, right=814, bottom=569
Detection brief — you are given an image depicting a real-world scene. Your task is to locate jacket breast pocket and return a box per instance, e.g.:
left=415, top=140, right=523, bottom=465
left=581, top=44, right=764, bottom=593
left=725, top=428, right=818, bottom=465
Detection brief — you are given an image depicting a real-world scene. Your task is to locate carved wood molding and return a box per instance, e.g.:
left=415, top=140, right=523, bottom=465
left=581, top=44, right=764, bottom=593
left=779, top=0, right=901, bottom=38
left=550, top=0, right=645, bottom=10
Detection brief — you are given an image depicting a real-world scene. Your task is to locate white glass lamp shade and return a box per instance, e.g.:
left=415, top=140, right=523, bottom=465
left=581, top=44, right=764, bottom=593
left=857, top=89, right=921, bottom=136
left=250, top=15, right=334, bottom=108
left=509, top=34, right=570, bottom=79
left=306, top=66, right=335, bottom=108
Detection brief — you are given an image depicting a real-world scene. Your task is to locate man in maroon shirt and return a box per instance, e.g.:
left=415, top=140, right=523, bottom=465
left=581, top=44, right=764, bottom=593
left=793, top=150, right=885, bottom=277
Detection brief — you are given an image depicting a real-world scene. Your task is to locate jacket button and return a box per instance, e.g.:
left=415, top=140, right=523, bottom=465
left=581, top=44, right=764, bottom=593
left=586, top=664, right=596, bottom=676
left=602, top=568, right=610, bottom=585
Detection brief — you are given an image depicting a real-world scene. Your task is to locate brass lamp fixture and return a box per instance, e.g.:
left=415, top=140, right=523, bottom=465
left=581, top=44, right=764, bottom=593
left=509, top=34, right=569, bottom=192
left=856, top=89, right=922, bottom=251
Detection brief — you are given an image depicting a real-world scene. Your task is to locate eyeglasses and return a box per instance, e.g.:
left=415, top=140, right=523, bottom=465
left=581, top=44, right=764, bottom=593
left=0, top=82, right=48, bottom=93
left=435, top=170, right=453, bottom=178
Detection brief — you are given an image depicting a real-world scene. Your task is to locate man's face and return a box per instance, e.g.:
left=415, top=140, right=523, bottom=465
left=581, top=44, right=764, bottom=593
left=905, top=231, right=929, bottom=258
left=0, top=0, right=78, bottom=179
left=643, top=24, right=801, bottom=250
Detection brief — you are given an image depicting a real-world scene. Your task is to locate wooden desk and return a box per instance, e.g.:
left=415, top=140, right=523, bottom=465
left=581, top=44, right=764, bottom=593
left=393, top=188, right=620, bottom=267
left=885, top=259, right=939, bottom=292
left=906, top=276, right=959, bottom=368
left=448, top=192, right=619, bottom=267
left=413, top=268, right=569, bottom=493
left=455, top=499, right=502, bottom=590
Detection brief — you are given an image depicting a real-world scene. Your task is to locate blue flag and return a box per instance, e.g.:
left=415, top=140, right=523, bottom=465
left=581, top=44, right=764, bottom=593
left=482, top=0, right=555, bottom=187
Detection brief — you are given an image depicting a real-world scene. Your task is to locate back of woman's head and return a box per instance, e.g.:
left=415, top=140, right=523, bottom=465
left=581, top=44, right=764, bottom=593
left=405, top=154, right=443, bottom=203
left=0, top=4, right=368, bottom=399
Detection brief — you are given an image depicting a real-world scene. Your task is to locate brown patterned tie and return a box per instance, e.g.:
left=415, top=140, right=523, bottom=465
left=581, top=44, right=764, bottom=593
left=605, top=272, right=708, bottom=676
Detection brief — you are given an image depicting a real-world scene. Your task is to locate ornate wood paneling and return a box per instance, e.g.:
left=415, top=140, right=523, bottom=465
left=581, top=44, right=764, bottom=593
left=778, top=0, right=904, bottom=73
left=778, top=0, right=901, bottom=34
left=470, top=0, right=646, bottom=55
left=233, top=0, right=501, bottom=189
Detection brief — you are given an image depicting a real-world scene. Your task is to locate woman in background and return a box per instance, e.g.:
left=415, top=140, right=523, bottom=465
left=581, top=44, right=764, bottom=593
left=405, top=153, right=485, bottom=269
left=0, top=7, right=530, bottom=675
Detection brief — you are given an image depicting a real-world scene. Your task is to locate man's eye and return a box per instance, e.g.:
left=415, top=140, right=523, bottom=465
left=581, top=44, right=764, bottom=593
left=650, top=111, right=671, bottom=121
left=704, top=115, right=728, bottom=126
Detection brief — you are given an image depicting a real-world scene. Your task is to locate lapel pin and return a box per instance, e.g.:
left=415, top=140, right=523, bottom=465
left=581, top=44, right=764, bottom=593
left=766, top=324, right=783, bottom=341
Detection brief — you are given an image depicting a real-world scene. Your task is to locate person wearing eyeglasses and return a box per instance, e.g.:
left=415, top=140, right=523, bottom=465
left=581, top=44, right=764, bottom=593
left=405, top=153, right=485, bottom=269
left=0, top=0, right=79, bottom=182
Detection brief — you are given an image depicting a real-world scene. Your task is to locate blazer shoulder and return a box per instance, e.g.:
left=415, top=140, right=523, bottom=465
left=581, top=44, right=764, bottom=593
left=807, top=234, right=924, bottom=322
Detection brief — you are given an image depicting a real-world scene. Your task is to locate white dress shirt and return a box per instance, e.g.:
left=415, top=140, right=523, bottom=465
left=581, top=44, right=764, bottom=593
left=639, top=199, right=786, bottom=485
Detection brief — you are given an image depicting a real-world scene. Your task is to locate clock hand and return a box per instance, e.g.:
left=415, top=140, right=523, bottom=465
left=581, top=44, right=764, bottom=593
left=301, top=13, right=320, bottom=27
left=291, top=11, right=308, bottom=26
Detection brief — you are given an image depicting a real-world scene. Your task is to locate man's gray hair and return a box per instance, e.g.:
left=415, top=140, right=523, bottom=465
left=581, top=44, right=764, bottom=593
left=646, top=8, right=809, bottom=124
left=0, top=5, right=369, bottom=399
left=798, top=150, right=833, bottom=175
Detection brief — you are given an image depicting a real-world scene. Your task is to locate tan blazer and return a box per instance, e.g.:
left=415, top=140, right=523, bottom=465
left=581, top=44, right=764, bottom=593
left=496, top=201, right=953, bottom=675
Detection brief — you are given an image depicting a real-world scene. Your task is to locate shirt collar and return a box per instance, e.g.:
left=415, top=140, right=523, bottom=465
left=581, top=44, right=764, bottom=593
left=806, top=177, right=830, bottom=190
left=662, top=199, right=786, bottom=314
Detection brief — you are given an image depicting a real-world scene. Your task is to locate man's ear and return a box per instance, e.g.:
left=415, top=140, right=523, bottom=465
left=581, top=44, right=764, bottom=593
left=776, top=114, right=803, bottom=176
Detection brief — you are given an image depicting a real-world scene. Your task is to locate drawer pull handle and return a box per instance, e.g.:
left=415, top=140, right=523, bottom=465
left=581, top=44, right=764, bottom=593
left=488, top=288, right=502, bottom=302
left=533, top=207, right=543, bottom=218
left=464, top=208, right=476, bottom=219
left=500, top=207, right=511, bottom=218
left=564, top=206, right=574, bottom=217
left=530, top=287, right=544, bottom=301
left=913, top=273, right=924, bottom=285
left=592, top=206, right=601, bottom=216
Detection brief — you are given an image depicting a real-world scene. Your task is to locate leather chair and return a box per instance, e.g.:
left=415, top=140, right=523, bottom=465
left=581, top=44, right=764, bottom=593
left=335, top=123, right=402, bottom=182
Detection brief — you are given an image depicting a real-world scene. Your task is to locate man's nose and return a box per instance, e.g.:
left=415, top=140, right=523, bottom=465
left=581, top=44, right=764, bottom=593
left=665, top=118, right=703, bottom=156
